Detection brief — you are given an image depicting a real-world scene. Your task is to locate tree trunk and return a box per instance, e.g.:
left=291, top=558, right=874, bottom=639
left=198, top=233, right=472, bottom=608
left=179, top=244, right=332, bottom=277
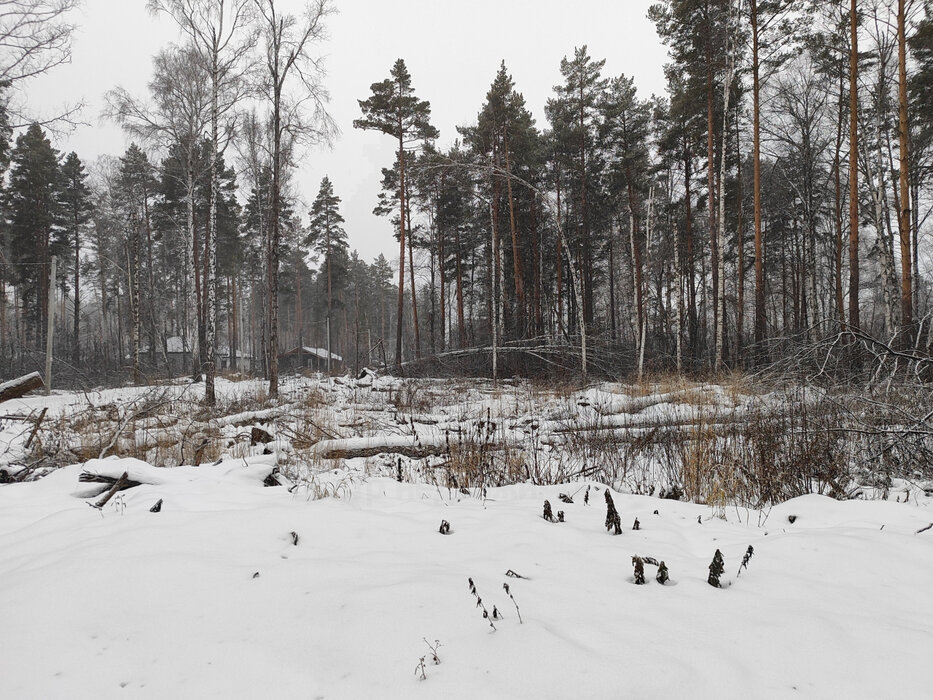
left=848, top=0, right=861, bottom=332
left=684, top=147, right=698, bottom=360
left=556, top=172, right=564, bottom=337
left=454, top=225, right=466, bottom=349
left=752, top=0, right=766, bottom=353
left=896, top=0, right=912, bottom=331
left=864, top=135, right=899, bottom=338
left=406, top=186, right=421, bottom=358
left=706, top=15, right=719, bottom=363
left=608, top=226, right=617, bottom=341
left=715, top=45, right=734, bottom=370
left=504, top=128, right=523, bottom=335
left=395, top=124, right=407, bottom=368
left=833, top=71, right=846, bottom=327
left=73, top=209, right=80, bottom=366
left=206, top=52, right=219, bottom=405
left=735, top=106, right=744, bottom=362
left=268, top=74, right=282, bottom=397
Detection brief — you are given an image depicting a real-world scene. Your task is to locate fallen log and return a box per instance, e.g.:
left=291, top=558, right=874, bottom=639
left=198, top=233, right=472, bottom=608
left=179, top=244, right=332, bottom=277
left=0, top=372, right=44, bottom=405
left=311, top=435, right=454, bottom=460
left=79, top=471, right=143, bottom=489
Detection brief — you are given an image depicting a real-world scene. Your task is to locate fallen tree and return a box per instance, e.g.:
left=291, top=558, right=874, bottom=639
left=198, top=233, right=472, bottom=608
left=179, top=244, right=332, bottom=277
left=0, top=372, right=44, bottom=404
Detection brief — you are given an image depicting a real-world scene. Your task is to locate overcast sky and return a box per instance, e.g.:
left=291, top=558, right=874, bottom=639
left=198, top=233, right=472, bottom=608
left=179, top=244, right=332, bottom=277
left=25, top=0, right=669, bottom=265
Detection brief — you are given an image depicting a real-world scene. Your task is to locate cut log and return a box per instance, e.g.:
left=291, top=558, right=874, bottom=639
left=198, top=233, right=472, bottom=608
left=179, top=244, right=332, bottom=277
left=0, top=372, right=44, bottom=405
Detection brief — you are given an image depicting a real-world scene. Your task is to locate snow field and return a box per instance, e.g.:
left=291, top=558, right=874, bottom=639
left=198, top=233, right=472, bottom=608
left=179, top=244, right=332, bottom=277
left=2, top=457, right=932, bottom=699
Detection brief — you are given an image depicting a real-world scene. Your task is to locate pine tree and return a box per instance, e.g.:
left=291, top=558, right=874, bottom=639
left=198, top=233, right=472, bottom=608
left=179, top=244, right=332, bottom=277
left=59, top=152, right=92, bottom=365
left=354, top=59, right=438, bottom=367
left=546, top=46, right=608, bottom=330
left=463, top=62, right=541, bottom=340
left=4, top=123, right=64, bottom=346
left=601, top=74, right=652, bottom=371
left=306, top=176, right=348, bottom=368
left=651, top=0, right=732, bottom=363
left=353, top=58, right=438, bottom=366
left=117, top=144, right=157, bottom=383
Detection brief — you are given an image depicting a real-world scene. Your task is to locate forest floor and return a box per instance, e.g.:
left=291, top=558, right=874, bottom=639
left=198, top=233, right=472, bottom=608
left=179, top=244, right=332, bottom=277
left=1, top=374, right=931, bottom=698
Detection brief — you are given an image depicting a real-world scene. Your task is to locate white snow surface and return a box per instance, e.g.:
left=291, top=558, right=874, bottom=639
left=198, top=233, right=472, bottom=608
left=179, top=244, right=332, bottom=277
left=2, top=459, right=933, bottom=698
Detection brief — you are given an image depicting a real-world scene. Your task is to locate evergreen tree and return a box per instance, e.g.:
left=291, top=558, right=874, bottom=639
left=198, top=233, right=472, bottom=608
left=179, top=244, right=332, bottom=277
left=650, top=0, right=733, bottom=361
left=4, top=123, right=64, bottom=345
left=601, top=74, right=652, bottom=365
left=59, top=152, right=92, bottom=365
left=117, top=144, right=157, bottom=382
left=354, top=58, right=438, bottom=367
left=306, top=176, right=348, bottom=367
left=464, top=62, right=542, bottom=340
left=546, top=46, right=609, bottom=329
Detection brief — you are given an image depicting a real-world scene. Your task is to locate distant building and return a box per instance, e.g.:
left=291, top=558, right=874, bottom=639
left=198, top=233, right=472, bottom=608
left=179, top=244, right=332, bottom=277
left=137, top=337, right=252, bottom=375
left=217, top=346, right=252, bottom=373
left=280, top=346, right=343, bottom=373
left=138, top=335, right=192, bottom=375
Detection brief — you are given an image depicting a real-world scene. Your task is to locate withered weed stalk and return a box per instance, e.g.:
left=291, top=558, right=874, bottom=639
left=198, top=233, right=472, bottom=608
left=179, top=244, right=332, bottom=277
left=604, top=490, right=622, bottom=535
left=423, top=638, right=442, bottom=665
left=708, top=549, right=725, bottom=588
left=502, top=582, right=523, bottom=624
left=737, top=545, right=755, bottom=577
left=632, top=556, right=646, bottom=585
left=468, top=577, right=497, bottom=631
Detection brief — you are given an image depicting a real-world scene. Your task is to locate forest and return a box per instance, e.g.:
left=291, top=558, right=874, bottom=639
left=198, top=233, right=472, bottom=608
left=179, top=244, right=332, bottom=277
left=0, top=0, right=932, bottom=398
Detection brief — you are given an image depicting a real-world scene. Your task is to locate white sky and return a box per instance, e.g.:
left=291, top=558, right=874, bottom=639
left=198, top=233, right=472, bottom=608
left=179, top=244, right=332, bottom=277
left=25, top=0, right=669, bottom=265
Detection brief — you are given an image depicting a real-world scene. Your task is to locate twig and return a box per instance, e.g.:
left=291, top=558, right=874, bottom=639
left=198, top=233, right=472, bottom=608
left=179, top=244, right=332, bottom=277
left=24, top=407, right=47, bottom=449
left=90, top=471, right=129, bottom=510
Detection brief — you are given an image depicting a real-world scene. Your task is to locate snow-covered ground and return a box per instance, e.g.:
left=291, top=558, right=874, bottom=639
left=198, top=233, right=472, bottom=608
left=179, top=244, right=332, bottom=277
left=1, top=377, right=932, bottom=698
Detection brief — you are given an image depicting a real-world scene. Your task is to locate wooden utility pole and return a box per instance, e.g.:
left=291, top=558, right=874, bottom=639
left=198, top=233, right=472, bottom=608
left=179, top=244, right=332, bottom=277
left=45, top=256, right=57, bottom=395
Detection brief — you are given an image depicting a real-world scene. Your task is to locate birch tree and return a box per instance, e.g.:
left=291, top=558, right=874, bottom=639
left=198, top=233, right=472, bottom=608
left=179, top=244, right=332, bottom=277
left=147, top=0, right=255, bottom=405
left=105, top=44, right=211, bottom=375
left=251, top=0, right=336, bottom=398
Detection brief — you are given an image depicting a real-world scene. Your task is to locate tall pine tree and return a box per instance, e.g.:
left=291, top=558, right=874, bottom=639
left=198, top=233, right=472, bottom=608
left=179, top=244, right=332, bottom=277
left=354, top=59, right=438, bottom=367
left=59, top=152, right=92, bottom=365
left=306, top=176, right=348, bottom=368
left=5, top=123, right=64, bottom=346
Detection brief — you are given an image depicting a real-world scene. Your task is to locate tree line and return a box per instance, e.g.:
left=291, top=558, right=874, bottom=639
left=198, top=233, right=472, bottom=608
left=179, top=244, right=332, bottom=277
left=2, top=0, right=933, bottom=397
